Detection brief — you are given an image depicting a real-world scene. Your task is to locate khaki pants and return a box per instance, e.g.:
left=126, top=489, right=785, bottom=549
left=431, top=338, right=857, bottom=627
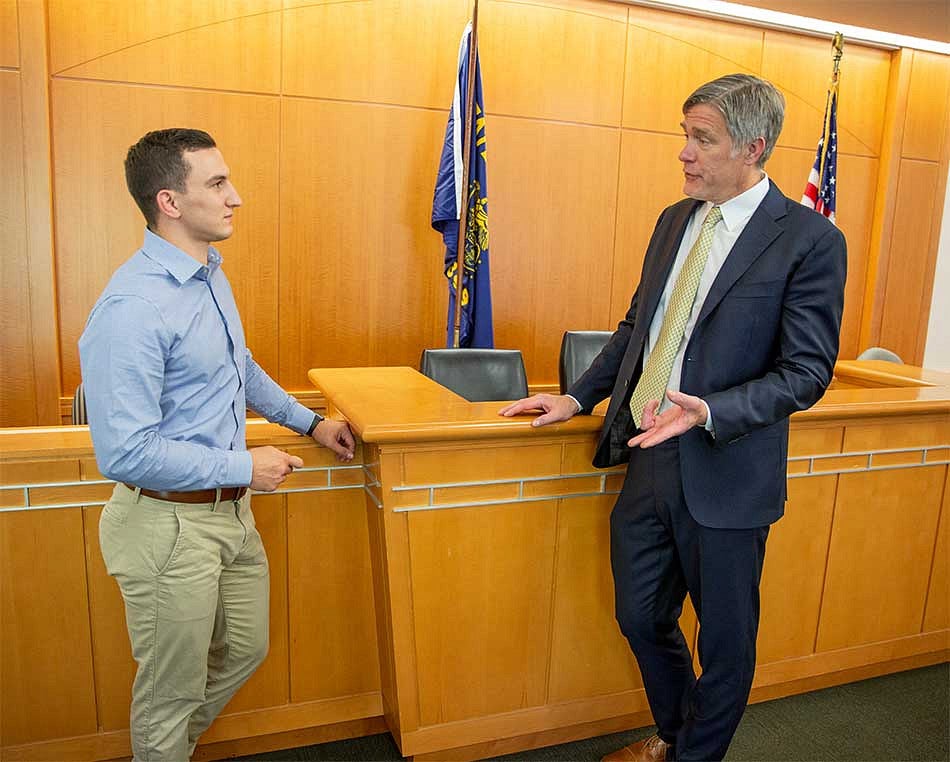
left=99, top=484, right=269, bottom=761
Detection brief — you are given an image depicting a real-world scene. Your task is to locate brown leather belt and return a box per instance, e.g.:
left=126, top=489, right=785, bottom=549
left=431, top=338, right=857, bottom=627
left=123, top=483, right=247, bottom=504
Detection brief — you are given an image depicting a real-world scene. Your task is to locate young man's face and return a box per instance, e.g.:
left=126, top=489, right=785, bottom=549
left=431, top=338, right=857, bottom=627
left=678, top=103, right=759, bottom=204
left=174, top=147, right=242, bottom=244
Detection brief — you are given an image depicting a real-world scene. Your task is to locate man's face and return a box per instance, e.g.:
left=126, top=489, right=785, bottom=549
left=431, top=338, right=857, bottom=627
left=174, top=147, right=242, bottom=243
left=678, top=104, right=755, bottom=204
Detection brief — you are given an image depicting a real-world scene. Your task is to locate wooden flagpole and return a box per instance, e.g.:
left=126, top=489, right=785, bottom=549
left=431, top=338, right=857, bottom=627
left=452, top=0, right=480, bottom=348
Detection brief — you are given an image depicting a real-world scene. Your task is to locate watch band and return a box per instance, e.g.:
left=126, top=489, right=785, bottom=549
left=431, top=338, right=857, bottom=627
left=306, top=413, right=324, bottom=437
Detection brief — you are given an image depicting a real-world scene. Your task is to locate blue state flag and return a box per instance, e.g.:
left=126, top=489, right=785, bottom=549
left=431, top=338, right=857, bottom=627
left=431, top=22, right=493, bottom=348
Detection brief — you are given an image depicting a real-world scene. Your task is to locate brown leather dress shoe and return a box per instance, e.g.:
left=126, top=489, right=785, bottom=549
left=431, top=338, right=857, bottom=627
left=601, top=733, right=670, bottom=762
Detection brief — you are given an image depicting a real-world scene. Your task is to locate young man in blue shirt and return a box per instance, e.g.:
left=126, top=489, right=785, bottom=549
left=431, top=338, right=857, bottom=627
left=79, top=128, right=355, bottom=761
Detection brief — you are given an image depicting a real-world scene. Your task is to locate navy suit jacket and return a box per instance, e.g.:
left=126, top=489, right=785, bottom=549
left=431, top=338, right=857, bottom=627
left=569, top=181, right=847, bottom=529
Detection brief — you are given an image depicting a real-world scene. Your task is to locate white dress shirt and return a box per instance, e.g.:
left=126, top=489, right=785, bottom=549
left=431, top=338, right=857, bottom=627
left=647, top=173, right=771, bottom=428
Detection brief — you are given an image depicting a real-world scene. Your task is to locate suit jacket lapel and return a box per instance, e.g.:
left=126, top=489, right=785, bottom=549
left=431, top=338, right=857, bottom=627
left=694, top=181, right=787, bottom=328
left=636, top=199, right=701, bottom=335
left=602, top=199, right=699, bottom=431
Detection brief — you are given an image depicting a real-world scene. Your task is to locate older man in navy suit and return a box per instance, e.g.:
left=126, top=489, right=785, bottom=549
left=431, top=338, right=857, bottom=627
left=501, top=74, right=847, bottom=761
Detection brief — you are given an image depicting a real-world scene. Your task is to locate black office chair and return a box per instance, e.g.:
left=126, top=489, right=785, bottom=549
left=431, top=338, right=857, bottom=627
left=419, top=348, right=529, bottom=402
left=71, top=383, right=88, bottom=425
left=856, top=346, right=903, bottom=364
left=558, top=330, right=612, bottom=394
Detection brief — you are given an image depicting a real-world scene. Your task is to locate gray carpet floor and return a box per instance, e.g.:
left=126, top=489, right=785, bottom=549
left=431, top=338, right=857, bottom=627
left=236, top=663, right=949, bottom=761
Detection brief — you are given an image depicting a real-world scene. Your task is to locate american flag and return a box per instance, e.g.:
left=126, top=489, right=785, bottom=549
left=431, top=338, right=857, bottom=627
left=801, top=88, right=838, bottom=224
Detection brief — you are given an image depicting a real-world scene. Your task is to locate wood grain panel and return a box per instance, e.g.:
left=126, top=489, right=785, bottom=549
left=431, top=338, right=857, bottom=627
left=610, top=131, right=686, bottom=325
left=489, top=116, right=619, bottom=386
left=222, top=493, right=289, bottom=713
left=788, top=426, right=842, bottom=457
left=624, top=7, right=763, bottom=132
left=47, top=0, right=280, bottom=75
left=0, top=0, right=17, bottom=67
left=278, top=98, right=446, bottom=389
left=548, top=495, right=643, bottom=702
left=52, top=79, right=281, bottom=393
left=767, top=148, right=878, bottom=359
left=283, top=0, right=468, bottom=108
left=0, top=71, right=39, bottom=427
left=757, top=475, right=837, bottom=664
left=902, top=50, right=950, bottom=163
left=403, top=442, right=561, bottom=485
left=1, top=508, right=98, bottom=745
left=842, top=419, right=948, bottom=451
left=922, top=467, right=948, bottom=633
left=761, top=30, right=890, bottom=157
left=16, top=1, right=59, bottom=424
left=287, top=489, right=380, bottom=703
left=480, top=0, right=627, bottom=125
left=407, top=499, right=558, bottom=725
left=62, top=11, right=281, bottom=94
left=879, top=159, right=940, bottom=363
left=817, top=465, right=945, bottom=652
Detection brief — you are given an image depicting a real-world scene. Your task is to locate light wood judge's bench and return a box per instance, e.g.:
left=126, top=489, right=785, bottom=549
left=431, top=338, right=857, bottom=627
left=1, top=361, right=947, bottom=761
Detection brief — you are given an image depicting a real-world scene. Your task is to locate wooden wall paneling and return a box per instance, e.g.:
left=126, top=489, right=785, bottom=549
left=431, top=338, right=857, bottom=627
left=52, top=80, right=281, bottom=392
left=624, top=7, right=763, bottom=133
left=406, top=500, right=558, bottom=726
left=610, top=131, right=685, bottom=325
left=83, top=503, right=136, bottom=732
left=900, top=51, right=950, bottom=163
left=830, top=153, right=880, bottom=360
left=18, top=0, right=60, bottom=424
left=816, top=465, right=945, bottom=652
left=761, top=31, right=890, bottom=157
left=0, top=71, right=39, bottom=427
left=278, top=98, right=447, bottom=389
left=222, top=493, right=290, bottom=714
left=287, top=488, right=381, bottom=703
left=47, top=0, right=281, bottom=86
left=480, top=0, right=627, bottom=125
left=547, top=495, right=645, bottom=703
left=756, top=475, right=837, bottom=665
left=1, top=505, right=98, bottom=746
left=766, top=148, right=878, bottom=360
left=858, top=49, right=911, bottom=355
left=922, top=467, right=948, bottom=633
left=0, top=0, right=17, bottom=66
left=58, top=13, right=281, bottom=94
left=878, top=159, right=940, bottom=363
left=282, top=0, right=469, bottom=109
left=489, top=117, right=619, bottom=385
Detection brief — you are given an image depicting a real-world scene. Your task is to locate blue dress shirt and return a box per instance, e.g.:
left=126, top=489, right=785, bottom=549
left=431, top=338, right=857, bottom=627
left=78, top=229, right=314, bottom=491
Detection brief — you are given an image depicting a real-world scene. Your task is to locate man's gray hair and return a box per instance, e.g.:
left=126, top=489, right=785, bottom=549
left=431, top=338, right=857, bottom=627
left=683, top=74, right=785, bottom=167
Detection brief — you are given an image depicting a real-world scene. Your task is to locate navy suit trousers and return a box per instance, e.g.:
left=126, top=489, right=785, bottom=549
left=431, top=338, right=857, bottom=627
left=610, top=439, right=769, bottom=761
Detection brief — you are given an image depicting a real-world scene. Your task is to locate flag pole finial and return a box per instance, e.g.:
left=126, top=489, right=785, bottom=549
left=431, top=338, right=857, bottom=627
left=831, top=32, right=844, bottom=81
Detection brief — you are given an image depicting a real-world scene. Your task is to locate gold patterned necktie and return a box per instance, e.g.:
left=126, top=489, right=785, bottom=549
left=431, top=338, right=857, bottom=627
left=629, top=205, right=722, bottom=428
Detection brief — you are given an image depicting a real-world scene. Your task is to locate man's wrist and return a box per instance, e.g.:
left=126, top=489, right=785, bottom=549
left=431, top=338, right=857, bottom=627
left=306, top=413, right=324, bottom=437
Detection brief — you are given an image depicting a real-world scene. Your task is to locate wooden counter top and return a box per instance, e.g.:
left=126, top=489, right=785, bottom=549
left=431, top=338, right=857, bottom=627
left=2, top=362, right=947, bottom=459
left=309, top=363, right=950, bottom=444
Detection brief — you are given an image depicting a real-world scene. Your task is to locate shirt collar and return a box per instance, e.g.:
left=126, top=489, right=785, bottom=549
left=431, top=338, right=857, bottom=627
left=700, top=173, right=770, bottom=233
left=140, top=228, right=224, bottom=284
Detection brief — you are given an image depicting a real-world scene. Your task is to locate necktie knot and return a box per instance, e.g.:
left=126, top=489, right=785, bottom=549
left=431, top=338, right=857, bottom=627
left=704, top=205, right=723, bottom=228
